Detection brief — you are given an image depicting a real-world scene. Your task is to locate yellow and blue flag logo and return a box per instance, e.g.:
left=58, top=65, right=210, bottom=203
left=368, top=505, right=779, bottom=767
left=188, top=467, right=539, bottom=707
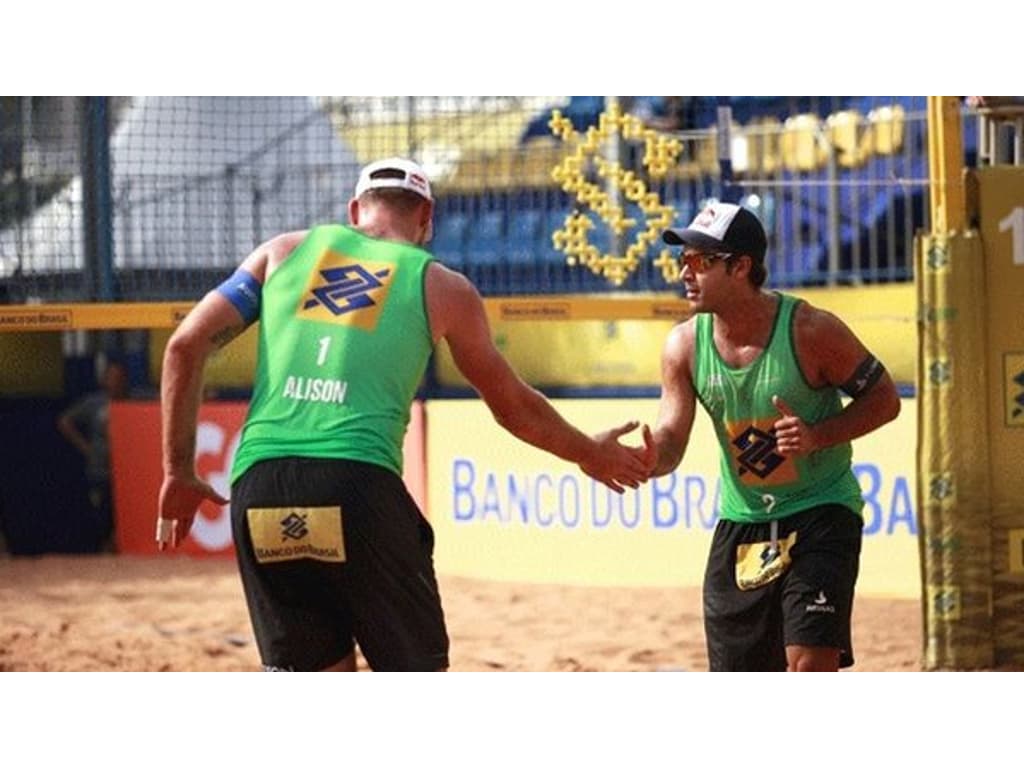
left=298, top=250, right=394, bottom=331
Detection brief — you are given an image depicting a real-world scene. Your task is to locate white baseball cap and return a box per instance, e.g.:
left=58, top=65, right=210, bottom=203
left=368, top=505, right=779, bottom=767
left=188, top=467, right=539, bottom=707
left=354, top=157, right=432, bottom=201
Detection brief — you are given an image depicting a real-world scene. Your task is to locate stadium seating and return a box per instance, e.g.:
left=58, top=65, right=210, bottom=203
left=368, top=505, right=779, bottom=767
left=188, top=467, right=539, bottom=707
left=506, top=209, right=544, bottom=266
left=826, top=110, right=869, bottom=168
left=868, top=104, right=906, bottom=155
left=430, top=209, right=471, bottom=270
left=465, top=208, right=506, bottom=267
left=0, top=96, right=940, bottom=302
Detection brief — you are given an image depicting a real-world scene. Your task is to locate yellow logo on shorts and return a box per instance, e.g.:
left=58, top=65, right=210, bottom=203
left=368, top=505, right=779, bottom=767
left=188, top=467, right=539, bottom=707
left=735, top=531, right=798, bottom=590
left=247, top=506, right=346, bottom=564
left=298, top=250, right=395, bottom=331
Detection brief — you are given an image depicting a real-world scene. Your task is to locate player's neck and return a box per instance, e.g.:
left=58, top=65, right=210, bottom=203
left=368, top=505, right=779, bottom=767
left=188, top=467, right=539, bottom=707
left=714, top=290, right=778, bottom=344
left=356, top=211, right=421, bottom=246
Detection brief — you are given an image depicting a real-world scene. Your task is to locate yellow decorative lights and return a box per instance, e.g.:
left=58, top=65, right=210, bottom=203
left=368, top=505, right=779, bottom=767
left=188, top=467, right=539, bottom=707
left=548, top=102, right=683, bottom=286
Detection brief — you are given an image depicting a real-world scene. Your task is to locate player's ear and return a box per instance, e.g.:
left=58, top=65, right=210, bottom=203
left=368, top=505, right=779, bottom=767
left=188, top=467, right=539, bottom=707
left=420, top=200, right=434, bottom=244
left=730, top=253, right=752, bottom=279
left=348, top=198, right=360, bottom=226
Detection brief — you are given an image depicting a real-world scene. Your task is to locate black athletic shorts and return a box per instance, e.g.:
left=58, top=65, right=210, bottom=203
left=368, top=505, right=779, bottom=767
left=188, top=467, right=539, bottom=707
left=231, top=457, right=449, bottom=672
left=702, top=504, right=863, bottom=671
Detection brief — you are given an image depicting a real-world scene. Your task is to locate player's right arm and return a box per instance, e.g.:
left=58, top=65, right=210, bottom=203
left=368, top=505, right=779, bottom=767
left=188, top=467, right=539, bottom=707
left=425, top=263, right=649, bottom=493
left=157, top=230, right=305, bottom=548
left=646, top=320, right=698, bottom=477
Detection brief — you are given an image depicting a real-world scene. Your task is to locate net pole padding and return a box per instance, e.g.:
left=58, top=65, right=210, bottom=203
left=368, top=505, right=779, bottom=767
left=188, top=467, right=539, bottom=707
left=916, top=230, right=994, bottom=670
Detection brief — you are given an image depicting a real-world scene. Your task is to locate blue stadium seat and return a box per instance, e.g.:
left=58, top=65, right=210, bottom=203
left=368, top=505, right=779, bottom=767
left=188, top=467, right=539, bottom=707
left=588, top=220, right=613, bottom=256
left=431, top=210, right=471, bottom=269
left=506, top=209, right=544, bottom=265
left=539, top=209, right=571, bottom=264
left=465, top=209, right=506, bottom=267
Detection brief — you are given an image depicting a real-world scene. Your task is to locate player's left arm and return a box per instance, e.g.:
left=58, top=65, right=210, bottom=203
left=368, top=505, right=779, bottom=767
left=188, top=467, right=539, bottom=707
left=773, top=305, right=901, bottom=456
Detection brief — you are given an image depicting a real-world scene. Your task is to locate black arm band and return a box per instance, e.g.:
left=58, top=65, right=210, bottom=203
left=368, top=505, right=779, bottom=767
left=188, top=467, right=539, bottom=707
left=840, top=355, right=885, bottom=398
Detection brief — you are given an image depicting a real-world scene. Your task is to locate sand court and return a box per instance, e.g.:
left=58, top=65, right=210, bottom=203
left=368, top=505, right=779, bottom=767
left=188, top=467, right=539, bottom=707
left=0, top=554, right=925, bottom=672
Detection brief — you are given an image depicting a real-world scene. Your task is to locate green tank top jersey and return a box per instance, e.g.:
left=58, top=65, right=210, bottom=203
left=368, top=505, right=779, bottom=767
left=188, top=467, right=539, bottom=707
left=693, top=292, right=863, bottom=523
left=231, top=224, right=434, bottom=484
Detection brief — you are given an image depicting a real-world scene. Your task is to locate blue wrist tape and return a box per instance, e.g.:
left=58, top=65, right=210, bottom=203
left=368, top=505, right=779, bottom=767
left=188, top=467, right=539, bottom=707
left=215, top=269, right=262, bottom=324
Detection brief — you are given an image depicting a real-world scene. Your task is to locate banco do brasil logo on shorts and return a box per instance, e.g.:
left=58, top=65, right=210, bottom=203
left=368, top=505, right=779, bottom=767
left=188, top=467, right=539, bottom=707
left=247, top=506, right=346, bottom=564
left=280, top=511, right=309, bottom=541
left=298, top=250, right=394, bottom=330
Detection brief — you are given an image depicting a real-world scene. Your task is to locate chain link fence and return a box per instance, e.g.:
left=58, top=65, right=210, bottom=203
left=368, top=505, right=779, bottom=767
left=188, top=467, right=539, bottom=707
left=0, top=96, right=941, bottom=302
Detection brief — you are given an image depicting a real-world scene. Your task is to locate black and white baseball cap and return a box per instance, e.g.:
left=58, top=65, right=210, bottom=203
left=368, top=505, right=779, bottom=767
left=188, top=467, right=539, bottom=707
left=662, top=203, right=767, bottom=260
left=354, top=157, right=432, bottom=202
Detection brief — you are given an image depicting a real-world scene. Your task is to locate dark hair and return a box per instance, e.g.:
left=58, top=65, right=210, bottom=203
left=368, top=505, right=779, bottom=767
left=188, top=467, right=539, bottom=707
left=749, top=259, right=767, bottom=288
left=726, top=255, right=767, bottom=288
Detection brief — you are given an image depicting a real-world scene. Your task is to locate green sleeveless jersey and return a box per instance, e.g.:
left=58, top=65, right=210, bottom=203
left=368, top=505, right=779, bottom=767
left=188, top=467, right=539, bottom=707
left=231, top=224, right=434, bottom=484
left=693, top=292, right=863, bottom=523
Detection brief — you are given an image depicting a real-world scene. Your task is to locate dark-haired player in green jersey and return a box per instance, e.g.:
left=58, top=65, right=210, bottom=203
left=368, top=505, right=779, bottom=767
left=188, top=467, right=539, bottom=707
left=640, top=202, right=900, bottom=671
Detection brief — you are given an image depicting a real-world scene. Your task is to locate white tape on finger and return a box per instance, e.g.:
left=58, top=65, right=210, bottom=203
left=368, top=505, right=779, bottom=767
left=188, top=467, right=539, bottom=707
left=156, top=518, right=175, bottom=544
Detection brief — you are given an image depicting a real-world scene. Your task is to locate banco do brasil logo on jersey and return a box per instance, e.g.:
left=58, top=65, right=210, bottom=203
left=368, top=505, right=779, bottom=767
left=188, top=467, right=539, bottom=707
left=726, top=418, right=797, bottom=486
left=298, top=250, right=395, bottom=330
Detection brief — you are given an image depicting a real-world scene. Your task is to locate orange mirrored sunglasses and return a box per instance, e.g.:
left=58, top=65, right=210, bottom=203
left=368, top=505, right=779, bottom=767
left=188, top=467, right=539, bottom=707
left=680, top=251, right=736, bottom=273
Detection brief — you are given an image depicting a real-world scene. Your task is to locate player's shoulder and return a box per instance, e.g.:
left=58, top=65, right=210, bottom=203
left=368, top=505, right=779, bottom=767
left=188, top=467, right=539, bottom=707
left=269, top=229, right=311, bottom=254
left=668, top=314, right=698, bottom=344
left=662, top=315, right=698, bottom=367
left=241, top=229, right=310, bottom=281
left=248, top=229, right=310, bottom=262
left=426, top=260, right=474, bottom=292
left=424, top=261, right=483, bottom=319
left=790, top=296, right=860, bottom=355
left=792, top=296, right=845, bottom=332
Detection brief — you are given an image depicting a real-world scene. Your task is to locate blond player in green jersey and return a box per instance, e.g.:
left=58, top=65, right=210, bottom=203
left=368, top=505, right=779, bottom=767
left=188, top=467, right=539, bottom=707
left=157, top=158, right=651, bottom=671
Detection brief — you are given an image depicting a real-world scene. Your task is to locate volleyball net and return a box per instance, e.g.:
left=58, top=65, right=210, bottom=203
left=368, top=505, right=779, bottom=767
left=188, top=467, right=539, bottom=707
left=0, top=96, right=928, bottom=309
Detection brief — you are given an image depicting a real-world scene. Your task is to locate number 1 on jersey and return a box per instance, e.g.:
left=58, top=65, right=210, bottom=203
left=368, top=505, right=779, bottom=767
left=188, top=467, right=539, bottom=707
left=316, top=336, right=331, bottom=366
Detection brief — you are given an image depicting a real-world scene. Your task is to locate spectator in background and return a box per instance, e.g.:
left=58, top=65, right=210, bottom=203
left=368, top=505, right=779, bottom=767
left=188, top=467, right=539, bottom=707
left=965, top=96, right=1024, bottom=109
left=628, top=96, right=692, bottom=133
left=519, top=96, right=605, bottom=143
left=57, top=358, right=130, bottom=552
left=614, top=97, right=694, bottom=172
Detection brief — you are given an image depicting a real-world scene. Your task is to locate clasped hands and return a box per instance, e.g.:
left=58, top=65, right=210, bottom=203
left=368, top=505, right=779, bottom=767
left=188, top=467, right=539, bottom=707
left=578, top=421, right=658, bottom=494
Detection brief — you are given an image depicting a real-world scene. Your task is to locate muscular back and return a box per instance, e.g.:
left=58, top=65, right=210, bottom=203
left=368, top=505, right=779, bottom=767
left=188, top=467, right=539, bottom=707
left=231, top=225, right=435, bottom=482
